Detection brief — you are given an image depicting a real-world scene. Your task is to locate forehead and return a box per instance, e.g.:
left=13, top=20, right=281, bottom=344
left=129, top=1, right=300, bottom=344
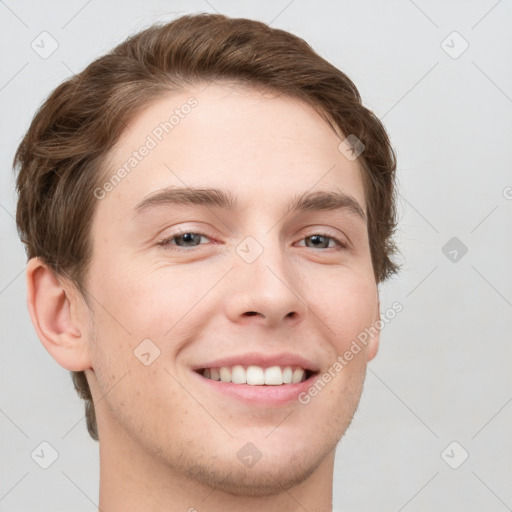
left=99, top=82, right=366, bottom=218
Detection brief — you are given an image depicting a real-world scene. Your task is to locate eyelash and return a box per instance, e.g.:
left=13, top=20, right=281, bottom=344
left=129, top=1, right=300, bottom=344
left=157, top=230, right=349, bottom=252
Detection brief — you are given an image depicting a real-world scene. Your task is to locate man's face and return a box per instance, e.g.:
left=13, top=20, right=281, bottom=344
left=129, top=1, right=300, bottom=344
left=83, top=82, right=379, bottom=494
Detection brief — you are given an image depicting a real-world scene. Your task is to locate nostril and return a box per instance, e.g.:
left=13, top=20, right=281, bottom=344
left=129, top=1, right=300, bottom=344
left=245, top=311, right=258, bottom=316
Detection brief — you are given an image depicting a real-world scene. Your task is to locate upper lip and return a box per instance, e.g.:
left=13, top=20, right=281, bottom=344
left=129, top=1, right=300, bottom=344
left=191, top=352, right=320, bottom=372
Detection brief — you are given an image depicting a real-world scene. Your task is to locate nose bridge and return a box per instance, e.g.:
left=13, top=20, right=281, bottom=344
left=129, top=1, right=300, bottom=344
left=237, top=231, right=291, bottom=288
left=226, top=230, right=308, bottom=325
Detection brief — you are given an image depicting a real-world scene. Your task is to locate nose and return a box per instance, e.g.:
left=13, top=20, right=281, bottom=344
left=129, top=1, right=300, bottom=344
left=224, top=238, right=308, bottom=328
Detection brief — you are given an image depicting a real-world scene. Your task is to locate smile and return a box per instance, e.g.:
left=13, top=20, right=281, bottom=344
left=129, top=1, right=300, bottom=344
left=197, top=365, right=313, bottom=385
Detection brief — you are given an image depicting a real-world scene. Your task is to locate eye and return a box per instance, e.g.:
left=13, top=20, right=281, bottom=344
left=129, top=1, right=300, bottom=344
left=158, top=231, right=212, bottom=250
left=156, top=231, right=347, bottom=252
left=297, top=233, right=348, bottom=250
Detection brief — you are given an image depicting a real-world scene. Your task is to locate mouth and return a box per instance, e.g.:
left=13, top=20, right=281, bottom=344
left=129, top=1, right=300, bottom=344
left=195, top=365, right=316, bottom=385
left=192, top=363, right=319, bottom=406
left=190, top=352, right=321, bottom=405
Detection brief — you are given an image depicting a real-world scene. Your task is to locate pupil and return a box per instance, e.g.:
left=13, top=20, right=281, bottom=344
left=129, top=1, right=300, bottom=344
left=180, top=233, right=198, bottom=245
left=310, top=235, right=327, bottom=248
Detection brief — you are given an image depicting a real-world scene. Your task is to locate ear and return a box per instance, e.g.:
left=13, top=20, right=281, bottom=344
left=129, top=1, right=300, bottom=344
left=26, top=257, right=92, bottom=372
left=366, top=297, right=380, bottom=362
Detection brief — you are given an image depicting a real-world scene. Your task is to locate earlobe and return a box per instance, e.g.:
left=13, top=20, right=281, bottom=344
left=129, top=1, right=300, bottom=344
left=26, top=258, right=92, bottom=372
left=366, top=298, right=380, bottom=362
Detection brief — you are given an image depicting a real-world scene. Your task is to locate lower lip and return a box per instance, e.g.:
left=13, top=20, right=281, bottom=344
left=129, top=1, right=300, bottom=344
left=191, top=371, right=317, bottom=406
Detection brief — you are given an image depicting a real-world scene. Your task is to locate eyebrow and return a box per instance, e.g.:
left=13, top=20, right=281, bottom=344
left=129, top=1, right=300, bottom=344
left=133, top=186, right=366, bottom=222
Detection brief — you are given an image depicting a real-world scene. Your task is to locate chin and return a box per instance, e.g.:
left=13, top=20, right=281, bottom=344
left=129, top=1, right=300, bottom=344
left=182, top=453, right=324, bottom=497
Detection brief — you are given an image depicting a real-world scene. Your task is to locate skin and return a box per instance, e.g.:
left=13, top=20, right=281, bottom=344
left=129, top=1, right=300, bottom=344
left=27, top=82, right=380, bottom=512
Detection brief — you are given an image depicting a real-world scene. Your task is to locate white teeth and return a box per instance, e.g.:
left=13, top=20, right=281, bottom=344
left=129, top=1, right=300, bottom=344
left=292, top=368, right=305, bottom=384
left=201, top=365, right=310, bottom=385
left=231, top=365, right=246, bottom=384
left=220, top=366, right=231, bottom=382
left=264, top=366, right=283, bottom=385
left=246, top=366, right=265, bottom=385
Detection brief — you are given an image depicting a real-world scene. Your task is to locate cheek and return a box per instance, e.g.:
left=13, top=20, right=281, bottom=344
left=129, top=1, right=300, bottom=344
left=309, top=266, right=378, bottom=349
left=85, top=262, right=211, bottom=401
left=87, top=254, right=183, bottom=339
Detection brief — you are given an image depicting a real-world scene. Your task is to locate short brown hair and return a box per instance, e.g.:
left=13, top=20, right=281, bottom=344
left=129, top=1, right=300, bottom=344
left=14, top=13, right=399, bottom=441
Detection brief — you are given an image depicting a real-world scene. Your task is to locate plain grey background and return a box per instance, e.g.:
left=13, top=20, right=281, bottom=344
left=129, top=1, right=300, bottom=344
left=1, top=1, right=511, bottom=511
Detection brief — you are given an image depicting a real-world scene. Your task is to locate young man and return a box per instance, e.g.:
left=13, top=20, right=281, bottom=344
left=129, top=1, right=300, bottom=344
left=14, top=13, right=398, bottom=512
